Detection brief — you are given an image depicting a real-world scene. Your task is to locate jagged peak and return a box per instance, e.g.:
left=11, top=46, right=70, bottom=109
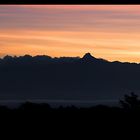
left=82, top=53, right=96, bottom=60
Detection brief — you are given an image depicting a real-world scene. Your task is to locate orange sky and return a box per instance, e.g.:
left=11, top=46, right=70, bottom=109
left=1, top=5, right=140, bottom=62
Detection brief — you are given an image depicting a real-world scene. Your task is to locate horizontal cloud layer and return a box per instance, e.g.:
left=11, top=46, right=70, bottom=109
left=1, top=5, right=140, bottom=62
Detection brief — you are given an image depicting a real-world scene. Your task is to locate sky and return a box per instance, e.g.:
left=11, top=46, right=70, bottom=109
left=1, top=5, right=140, bottom=62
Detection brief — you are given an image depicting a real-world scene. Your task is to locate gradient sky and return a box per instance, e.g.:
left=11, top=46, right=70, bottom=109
left=1, top=5, right=140, bottom=62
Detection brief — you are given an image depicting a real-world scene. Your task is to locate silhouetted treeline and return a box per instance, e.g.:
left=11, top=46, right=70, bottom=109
left=0, top=93, right=139, bottom=135
left=1, top=92, right=140, bottom=114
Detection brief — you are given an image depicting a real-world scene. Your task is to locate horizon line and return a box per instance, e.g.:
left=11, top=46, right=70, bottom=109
left=0, top=53, right=139, bottom=64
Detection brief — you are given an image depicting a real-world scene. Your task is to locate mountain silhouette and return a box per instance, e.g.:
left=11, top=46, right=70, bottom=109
left=0, top=53, right=139, bottom=102
left=81, top=53, right=108, bottom=63
left=82, top=53, right=96, bottom=60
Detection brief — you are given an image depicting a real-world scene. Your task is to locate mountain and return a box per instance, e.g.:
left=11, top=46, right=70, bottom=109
left=82, top=53, right=96, bottom=60
left=81, top=53, right=109, bottom=63
left=0, top=53, right=140, bottom=102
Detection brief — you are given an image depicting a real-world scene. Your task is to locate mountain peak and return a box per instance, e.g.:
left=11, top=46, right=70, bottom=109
left=82, top=53, right=96, bottom=60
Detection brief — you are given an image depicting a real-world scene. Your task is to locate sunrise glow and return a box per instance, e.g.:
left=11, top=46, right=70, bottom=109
left=1, top=5, right=140, bottom=62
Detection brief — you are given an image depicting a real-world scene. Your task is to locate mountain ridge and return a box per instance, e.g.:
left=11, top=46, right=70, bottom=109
left=0, top=53, right=138, bottom=65
left=0, top=52, right=139, bottom=102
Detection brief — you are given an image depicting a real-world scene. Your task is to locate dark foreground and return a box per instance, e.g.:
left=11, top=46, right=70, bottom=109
left=0, top=93, right=140, bottom=136
left=0, top=103, right=139, bottom=136
left=1, top=93, right=140, bottom=122
left=0, top=102, right=140, bottom=133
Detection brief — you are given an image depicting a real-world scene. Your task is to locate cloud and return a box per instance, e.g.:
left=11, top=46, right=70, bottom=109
left=1, top=5, right=140, bottom=62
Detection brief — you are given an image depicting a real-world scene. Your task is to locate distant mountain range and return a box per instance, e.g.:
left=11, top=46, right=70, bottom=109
left=0, top=53, right=140, bottom=101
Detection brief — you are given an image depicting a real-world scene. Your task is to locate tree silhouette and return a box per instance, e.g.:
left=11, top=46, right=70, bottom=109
left=120, top=92, right=140, bottom=111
